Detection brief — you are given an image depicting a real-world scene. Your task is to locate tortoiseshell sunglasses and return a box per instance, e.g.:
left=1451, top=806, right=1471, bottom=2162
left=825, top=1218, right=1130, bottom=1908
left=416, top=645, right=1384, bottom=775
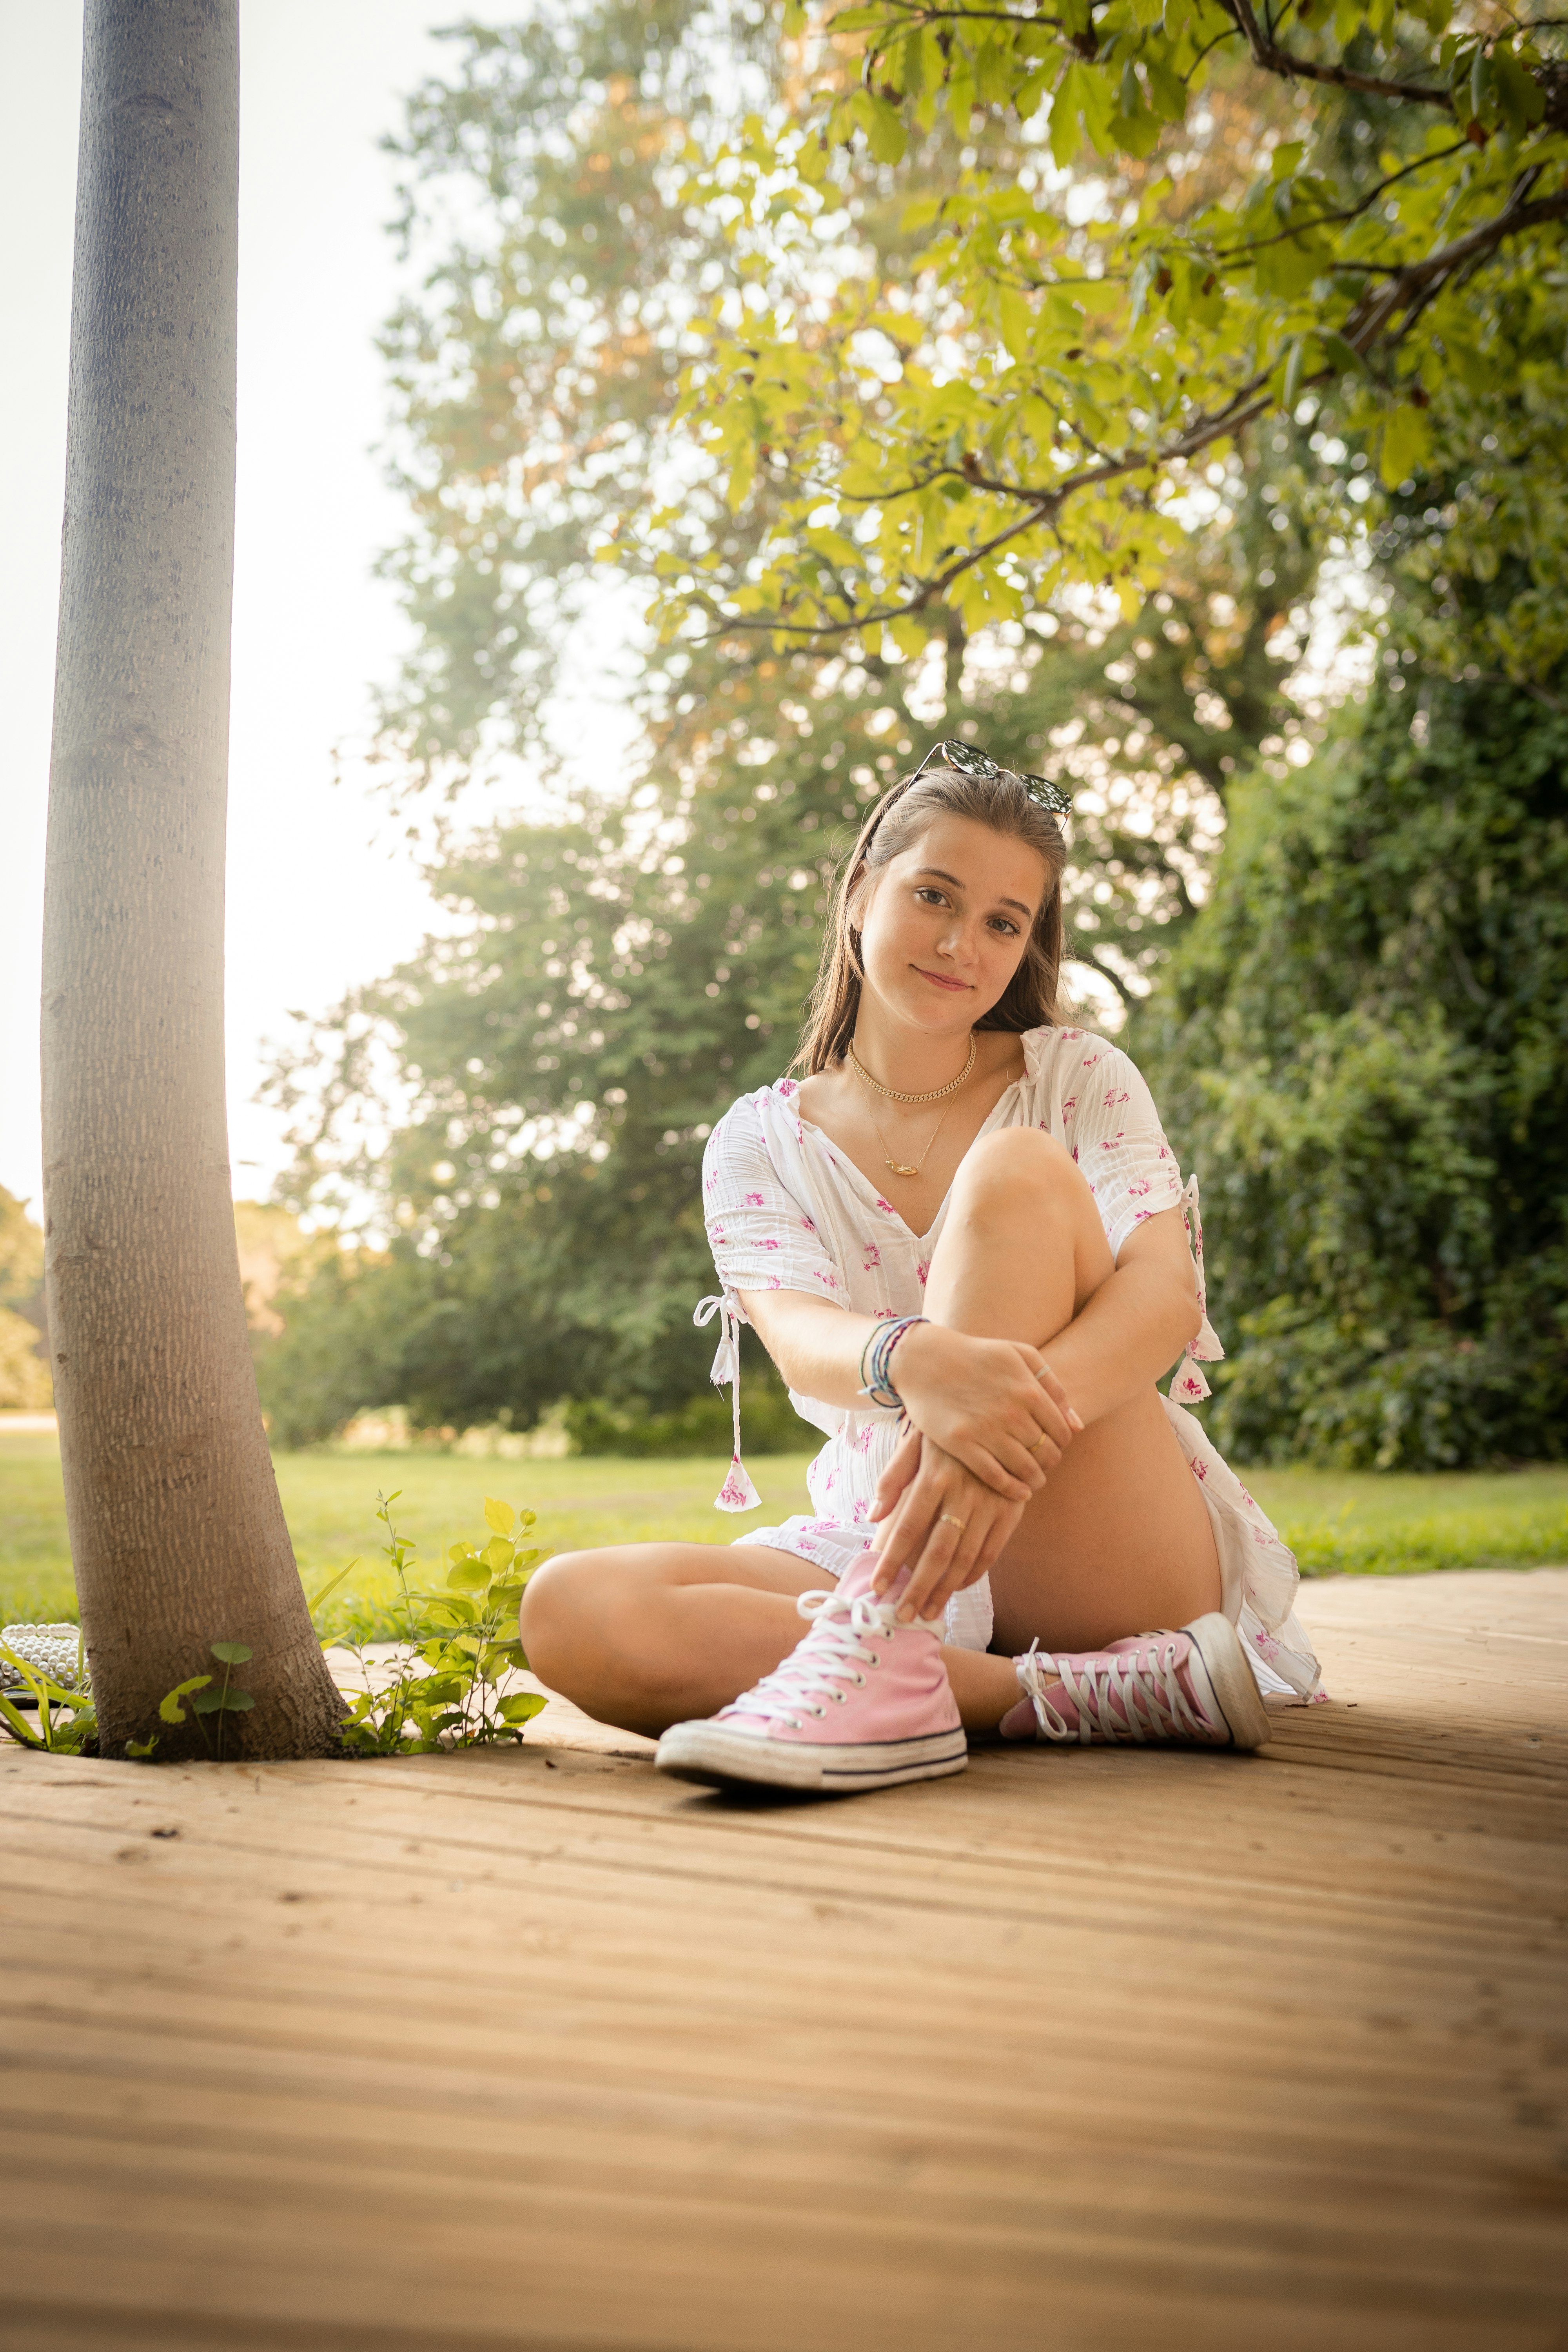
left=903, top=736, right=1072, bottom=814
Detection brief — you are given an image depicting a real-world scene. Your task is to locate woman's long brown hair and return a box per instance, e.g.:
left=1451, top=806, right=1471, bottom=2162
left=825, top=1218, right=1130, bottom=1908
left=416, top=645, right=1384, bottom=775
left=798, top=762, right=1069, bottom=1075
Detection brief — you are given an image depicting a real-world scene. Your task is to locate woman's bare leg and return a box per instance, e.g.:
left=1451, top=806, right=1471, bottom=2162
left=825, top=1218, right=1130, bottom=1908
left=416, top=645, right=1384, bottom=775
left=922, top=1125, right=1222, bottom=1656
left=524, top=1125, right=1220, bottom=1745
left=519, top=1541, right=1018, bottom=1740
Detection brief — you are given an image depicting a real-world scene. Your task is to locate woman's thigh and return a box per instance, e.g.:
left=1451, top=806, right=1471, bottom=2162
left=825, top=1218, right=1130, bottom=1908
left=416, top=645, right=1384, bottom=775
left=519, top=1541, right=829, bottom=1735
left=987, top=1385, right=1220, bottom=1653
left=520, top=1538, right=822, bottom=1670
left=531, top=1541, right=824, bottom=1601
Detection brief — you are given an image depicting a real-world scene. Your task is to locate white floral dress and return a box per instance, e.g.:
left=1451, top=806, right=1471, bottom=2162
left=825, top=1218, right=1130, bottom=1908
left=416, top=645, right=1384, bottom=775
left=695, top=1025, right=1321, bottom=1701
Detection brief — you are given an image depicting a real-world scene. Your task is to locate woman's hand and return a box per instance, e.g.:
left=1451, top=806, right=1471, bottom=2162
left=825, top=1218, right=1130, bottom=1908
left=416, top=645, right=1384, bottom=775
left=867, top=1428, right=1026, bottom=1623
left=889, top=1323, right=1080, bottom=1499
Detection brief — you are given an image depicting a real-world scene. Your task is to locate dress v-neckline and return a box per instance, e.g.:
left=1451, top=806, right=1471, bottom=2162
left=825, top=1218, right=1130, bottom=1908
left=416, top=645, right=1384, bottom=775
left=792, top=1078, right=1027, bottom=1247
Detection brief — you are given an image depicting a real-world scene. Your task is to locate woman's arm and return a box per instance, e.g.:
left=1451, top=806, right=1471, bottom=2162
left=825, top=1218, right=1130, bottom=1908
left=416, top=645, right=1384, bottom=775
left=865, top=1206, right=1204, bottom=1622
left=1036, top=1206, right=1202, bottom=1426
left=738, top=1287, right=1078, bottom=1500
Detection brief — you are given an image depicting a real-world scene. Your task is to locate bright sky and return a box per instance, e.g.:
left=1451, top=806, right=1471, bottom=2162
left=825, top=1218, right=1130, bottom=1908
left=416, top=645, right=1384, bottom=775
left=0, top=2, right=562, bottom=1216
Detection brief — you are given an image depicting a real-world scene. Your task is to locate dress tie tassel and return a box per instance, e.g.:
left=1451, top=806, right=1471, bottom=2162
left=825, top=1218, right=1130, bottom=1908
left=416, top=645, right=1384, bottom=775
left=1165, top=1173, right=1222, bottom=1405
left=694, top=1293, right=761, bottom=1512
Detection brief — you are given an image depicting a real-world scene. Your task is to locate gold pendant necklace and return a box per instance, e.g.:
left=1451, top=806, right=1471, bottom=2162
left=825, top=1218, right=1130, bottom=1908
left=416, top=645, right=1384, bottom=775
left=864, top=1092, right=955, bottom=1180
left=849, top=1030, right=975, bottom=1176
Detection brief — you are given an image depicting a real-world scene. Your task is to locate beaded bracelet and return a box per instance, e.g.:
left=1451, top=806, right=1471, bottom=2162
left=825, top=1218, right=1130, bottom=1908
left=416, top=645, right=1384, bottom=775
left=857, top=1314, right=928, bottom=1411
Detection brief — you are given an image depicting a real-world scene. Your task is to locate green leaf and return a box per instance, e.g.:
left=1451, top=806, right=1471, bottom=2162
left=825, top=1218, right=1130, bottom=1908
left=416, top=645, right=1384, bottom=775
left=996, top=289, right=1033, bottom=361
left=305, top=1563, right=355, bottom=1621
left=192, top=1687, right=256, bottom=1714
left=1049, top=61, right=1087, bottom=167
left=498, top=1692, right=548, bottom=1724
left=446, top=1559, right=490, bottom=1594
left=1282, top=336, right=1307, bottom=414
left=1318, top=332, right=1368, bottom=379
left=884, top=613, right=929, bottom=661
left=1142, top=52, right=1187, bottom=120
left=1492, top=44, right=1545, bottom=129
left=159, top=1675, right=212, bottom=1725
left=0, top=1692, right=42, bottom=1748
left=209, top=1641, right=253, bottom=1666
left=483, top=1496, right=516, bottom=1535
left=1379, top=403, right=1432, bottom=489
left=125, top=1735, right=159, bottom=1760
left=482, top=1535, right=514, bottom=1573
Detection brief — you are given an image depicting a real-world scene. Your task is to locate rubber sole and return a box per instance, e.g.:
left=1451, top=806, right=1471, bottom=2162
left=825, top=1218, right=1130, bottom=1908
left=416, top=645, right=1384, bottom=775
left=1184, top=1612, right=1274, bottom=1750
left=655, top=1720, right=969, bottom=1793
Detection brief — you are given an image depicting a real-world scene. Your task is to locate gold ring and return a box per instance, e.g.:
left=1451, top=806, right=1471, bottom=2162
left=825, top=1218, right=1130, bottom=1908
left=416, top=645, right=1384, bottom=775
left=938, top=1513, right=967, bottom=1534
left=1028, top=1430, right=1049, bottom=1454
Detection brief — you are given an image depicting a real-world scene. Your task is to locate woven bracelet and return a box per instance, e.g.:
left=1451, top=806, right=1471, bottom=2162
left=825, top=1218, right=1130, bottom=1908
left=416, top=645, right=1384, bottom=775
left=858, top=1314, right=927, bottom=1411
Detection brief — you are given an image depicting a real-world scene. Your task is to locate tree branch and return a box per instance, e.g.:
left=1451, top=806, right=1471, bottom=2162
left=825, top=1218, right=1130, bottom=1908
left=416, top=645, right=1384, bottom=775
left=1216, top=140, right=1470, bottom=264
left=1075, top=947, right=1136, bottom=1007
left=695, top=184, right=1568, bottom=644
left=1222, top=0, right=1457, bottom=103
left=1220, top=0, right=1454, bottom=106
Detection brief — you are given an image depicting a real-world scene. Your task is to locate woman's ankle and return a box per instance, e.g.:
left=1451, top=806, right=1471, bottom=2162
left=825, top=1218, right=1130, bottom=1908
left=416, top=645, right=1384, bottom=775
left=941, top=1646, right=1025, bottom=1732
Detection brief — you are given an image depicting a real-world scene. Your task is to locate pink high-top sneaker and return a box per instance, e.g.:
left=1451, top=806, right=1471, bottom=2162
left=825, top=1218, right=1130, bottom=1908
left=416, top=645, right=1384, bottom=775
left=999, top=1613, right=1272, bottom=1751
left=655, top=1554, right=967, bottom=1794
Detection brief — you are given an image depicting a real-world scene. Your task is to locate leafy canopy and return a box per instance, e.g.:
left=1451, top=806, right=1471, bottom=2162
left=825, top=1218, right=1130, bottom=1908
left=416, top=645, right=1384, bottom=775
left=634, top=0, right=1568, bottom=675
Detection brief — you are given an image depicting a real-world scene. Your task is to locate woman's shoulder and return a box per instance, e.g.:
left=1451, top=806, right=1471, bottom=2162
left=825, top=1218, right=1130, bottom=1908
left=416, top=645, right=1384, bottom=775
left=706, top=1076, right=806, bottom=1159
left=1019, top=1023, right=1133, bottom=1088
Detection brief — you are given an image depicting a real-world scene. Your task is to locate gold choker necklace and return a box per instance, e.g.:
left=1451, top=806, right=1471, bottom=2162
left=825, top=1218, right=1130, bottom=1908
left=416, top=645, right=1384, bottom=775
left=848, top=1033, right=976, bottom=1105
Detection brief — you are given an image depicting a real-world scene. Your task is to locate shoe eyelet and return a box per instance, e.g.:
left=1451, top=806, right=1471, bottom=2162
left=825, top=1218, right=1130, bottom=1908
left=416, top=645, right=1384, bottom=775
left=832, top=1691, right=847, bottom=1703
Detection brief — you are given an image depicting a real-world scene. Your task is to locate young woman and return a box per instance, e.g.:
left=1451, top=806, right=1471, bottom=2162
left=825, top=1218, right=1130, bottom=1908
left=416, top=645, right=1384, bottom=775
left=519, top=746, right=1321, bottom=1792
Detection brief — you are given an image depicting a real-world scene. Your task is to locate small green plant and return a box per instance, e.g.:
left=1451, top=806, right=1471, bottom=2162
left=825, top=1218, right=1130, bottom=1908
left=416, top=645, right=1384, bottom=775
left=124, top=1639, right=257, bottom=1761
left=325, top=1490, right=547, bottom=1753
left=0, top=1633, right=96, bottom=1755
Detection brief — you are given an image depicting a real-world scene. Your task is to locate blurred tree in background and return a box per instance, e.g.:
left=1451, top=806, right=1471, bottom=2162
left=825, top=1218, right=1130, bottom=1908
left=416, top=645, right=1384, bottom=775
left=1141, top=346, right=1568, bottom=1466
left=263, top=0, right=1566, bottom=1465
left=262, top=0, right=1319, bottom=1445
left=0, top=1190, right=51, bottom=1413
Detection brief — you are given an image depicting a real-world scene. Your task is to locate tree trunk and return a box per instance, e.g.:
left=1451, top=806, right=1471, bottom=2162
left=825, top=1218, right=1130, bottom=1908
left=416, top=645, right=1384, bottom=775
left=42, top=0, right=342, bottom=1761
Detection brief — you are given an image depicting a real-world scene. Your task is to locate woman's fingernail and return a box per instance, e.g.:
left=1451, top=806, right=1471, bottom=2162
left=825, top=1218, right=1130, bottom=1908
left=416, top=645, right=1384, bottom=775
left=1068, top=1409, right=1084, bottom=1430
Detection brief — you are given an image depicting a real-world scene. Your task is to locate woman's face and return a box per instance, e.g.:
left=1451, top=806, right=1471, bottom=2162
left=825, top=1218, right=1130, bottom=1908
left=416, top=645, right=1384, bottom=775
left=853, top=813, right=1049, bottom=1036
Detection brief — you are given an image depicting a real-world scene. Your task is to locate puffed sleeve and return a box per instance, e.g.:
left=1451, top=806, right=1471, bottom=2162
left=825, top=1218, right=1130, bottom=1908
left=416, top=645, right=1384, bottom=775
left=701, top=1093, right=844, bottom=1307
left=1060, top=1041, right=1187, bottom=1260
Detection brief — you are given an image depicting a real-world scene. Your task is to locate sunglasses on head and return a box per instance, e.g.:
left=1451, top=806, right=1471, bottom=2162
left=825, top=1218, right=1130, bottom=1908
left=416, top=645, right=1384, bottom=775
left=903, top=737, right=1072, bottom=814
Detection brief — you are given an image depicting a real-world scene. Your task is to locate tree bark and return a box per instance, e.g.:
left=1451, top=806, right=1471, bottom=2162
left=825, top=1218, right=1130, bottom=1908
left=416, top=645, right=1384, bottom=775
left=42, top=0, right=343, bottom=1760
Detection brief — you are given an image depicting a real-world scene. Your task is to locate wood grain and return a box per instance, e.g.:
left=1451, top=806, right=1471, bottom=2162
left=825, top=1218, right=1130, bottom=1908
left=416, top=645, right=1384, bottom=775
left=2, top=1568, right=1564, bottom=2350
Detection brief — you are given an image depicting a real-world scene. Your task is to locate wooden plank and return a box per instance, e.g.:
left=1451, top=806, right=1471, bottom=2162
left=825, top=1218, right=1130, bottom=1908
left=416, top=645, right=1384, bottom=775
left=0, top=1568, right=1564, bottom=2349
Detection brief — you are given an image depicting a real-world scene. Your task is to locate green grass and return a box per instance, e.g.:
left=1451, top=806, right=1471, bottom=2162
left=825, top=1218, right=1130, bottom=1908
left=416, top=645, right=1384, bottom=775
left=0, top=1431, right=817, bottom=1632
left=2, top=1428, right=1564, bottom=1634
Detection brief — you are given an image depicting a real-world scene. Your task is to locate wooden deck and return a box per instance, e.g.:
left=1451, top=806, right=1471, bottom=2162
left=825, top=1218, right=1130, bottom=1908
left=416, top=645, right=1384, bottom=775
left=2, top=1567, right=1565, bottom=2352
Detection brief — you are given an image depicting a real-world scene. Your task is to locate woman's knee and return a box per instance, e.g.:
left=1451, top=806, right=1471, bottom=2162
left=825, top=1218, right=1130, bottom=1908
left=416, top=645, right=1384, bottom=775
left=517, top=1548, right=607, bottom=1682
left=951, top=1123, right=1080, bottom=1209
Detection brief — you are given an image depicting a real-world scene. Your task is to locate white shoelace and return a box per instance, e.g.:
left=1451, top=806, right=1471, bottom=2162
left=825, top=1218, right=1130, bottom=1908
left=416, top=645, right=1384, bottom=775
left=720, top=1586, right=910, bottom=1733
left=1017, top=1634, right=1212, bottom=1745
